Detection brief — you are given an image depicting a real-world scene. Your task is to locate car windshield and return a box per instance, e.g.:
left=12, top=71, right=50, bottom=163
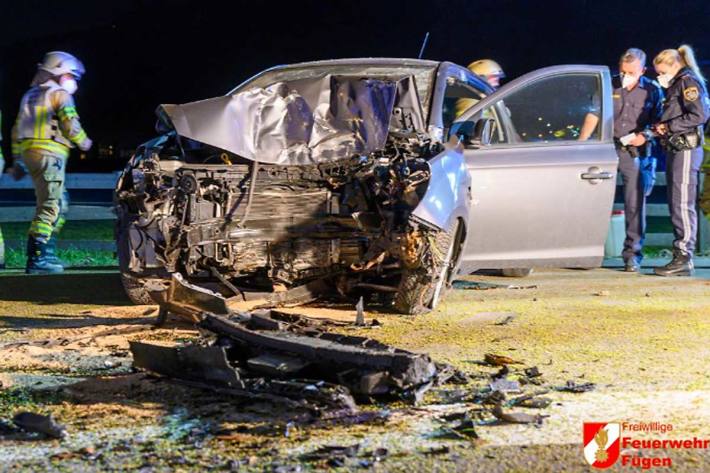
left=229, top=61, right=438, bottom=118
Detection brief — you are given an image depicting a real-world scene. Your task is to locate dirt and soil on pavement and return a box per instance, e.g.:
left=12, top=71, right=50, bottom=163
left=1, top=268, right=709, bottom=472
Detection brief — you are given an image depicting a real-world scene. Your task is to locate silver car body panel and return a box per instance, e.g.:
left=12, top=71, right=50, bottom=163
left=453, top=65, right=617, bottom=272
left=411, top=140, right=471, bottom=231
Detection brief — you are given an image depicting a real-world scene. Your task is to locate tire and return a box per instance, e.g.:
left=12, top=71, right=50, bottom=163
left=120, top=272, right=155, bottom=305
left=394, top=220, right=461, bottom=315
left=116, top=213, right=158, bottom=305
left=501, top=268, right=533, bottom=278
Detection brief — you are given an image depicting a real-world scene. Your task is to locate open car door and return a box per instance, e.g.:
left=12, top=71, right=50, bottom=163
left=451, top=65, right=617, bottom=273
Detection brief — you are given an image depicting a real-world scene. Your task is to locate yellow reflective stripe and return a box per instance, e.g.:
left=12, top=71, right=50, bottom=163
left=12, top=141, right=22, bottom=155
left=33, top=106, right=41, bottom=139
left=72, top=129, right=87, bottom=144
left=58, top=106, right=78, bottom=120
left=55, top=216, right=66, bottom=233
left=19, top=139, right=70, bottom=157
left=29, top=221, right=54, bottom=238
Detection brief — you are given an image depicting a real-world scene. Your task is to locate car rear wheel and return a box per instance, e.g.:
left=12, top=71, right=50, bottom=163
left=501, top=268, right=533, bottom=278
left=394, top=220, right=461, bottom=315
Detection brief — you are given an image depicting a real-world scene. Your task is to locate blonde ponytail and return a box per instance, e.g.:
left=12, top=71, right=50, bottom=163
left=678, top=44, right=706, bottom=84
left=655, top=45, right=706, bottom=84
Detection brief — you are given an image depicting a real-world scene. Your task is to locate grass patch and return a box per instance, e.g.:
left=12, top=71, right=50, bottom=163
left=1, top=220, right=115, bottom=241
left=4, top=247, right=117, bottom=269
left=0, top=387, right=65, bottom=414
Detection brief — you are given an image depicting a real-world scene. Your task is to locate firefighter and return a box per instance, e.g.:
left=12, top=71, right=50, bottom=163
left=468, top=59, right=506, bottom=89
left=455, top=59, right=506, bottom=118
left=11, top=51, right=92, bottom=274
left=650, top=45, right=709, bottom=277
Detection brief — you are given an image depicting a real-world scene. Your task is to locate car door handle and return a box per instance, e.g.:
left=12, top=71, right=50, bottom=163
left=581, top=167, right=614, bottom=183
left=581, top=171, right=613, bottom=180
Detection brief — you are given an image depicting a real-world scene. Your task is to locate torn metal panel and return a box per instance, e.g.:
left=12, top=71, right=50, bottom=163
left=146, top=273, right=230, bottom=322
left=161, top=75, right=407, bottom=165
left=130, top=341, right=243, bottom=388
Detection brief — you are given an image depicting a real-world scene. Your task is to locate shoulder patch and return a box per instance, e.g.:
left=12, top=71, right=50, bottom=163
left=684, top=86, right=699, bottom=102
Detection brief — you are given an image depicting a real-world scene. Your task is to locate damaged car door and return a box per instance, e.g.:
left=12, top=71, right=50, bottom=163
left=451, top=65, right=617, bottom=272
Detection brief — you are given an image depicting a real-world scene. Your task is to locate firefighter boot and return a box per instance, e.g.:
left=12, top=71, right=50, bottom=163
left=44, top=233, right=64, bottom=266
left=653, top=250, right=694, bottom=277
left=26, top=236, right=64, bottom=274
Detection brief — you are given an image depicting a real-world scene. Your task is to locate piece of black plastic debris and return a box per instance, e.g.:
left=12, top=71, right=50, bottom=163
left=422, top=445, right=450, bottom=456
left=555, top=380, right=596, bottom=393
left=301, top=444, right=360, bottom=462
left=13, top=412, right=66, bottom=439
left=371, top=447, right=388, bottom=461
left=524, top=366, right=542, bottom=378
left=491, top=365, right=509, bottom=380
left=474, top=389, right=506, bottom=405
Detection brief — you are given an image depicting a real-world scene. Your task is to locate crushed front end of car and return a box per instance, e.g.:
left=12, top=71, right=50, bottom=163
left=115, top=67, right=469, bottom=314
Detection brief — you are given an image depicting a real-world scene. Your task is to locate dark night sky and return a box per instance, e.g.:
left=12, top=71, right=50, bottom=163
left=1, top=0, right=710, bottom=168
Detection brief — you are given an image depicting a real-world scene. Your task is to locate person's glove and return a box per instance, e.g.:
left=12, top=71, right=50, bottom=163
left=79, top=137, right=93, bottom=152
left=639, top=156, right=657, bottom=197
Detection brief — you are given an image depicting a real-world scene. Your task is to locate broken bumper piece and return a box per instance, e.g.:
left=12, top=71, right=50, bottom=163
left=131, top=281, right=454, bottom=413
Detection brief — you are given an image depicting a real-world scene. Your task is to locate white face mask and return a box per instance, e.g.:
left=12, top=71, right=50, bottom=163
left=657, top=73, right=673, bottom=89
left=621, top=73, right=638, bottom=89
left=60, top=77, right=78, bottom=95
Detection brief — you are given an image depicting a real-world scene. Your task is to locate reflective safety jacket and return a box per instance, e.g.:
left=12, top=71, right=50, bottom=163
left=12, top=80, right=89, bottom=157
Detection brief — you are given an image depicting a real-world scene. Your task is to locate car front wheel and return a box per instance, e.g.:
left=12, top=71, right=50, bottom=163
left=394, top=220, right=462, bottom=315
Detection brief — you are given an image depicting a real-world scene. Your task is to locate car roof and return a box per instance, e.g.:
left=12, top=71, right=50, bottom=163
left=266, top=57, right=441, bottom=69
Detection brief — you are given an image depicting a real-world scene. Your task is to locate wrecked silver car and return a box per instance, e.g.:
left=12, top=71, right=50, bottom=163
left=115, top=59, right=617, bottom=314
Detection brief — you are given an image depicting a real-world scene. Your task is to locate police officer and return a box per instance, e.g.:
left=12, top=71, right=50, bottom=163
left=11, top=51, right=92, bottom=274
left=650, top=45, right=709, bottom=277
left=0, top=110, right=5, bottom=269
left=578, top=49, right=664, bottom=271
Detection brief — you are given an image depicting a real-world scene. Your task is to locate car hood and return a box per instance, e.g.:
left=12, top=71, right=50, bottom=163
left=158, top=74, right=425, bottom=165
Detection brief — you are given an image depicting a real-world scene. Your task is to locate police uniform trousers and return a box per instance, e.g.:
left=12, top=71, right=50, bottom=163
left=666, top=146, right=704, bottom=255
left=617, top=148, right=646, bottom=262
left=0, top=154, right=4, bottom=266
left=23, top=148, right=70, bottom=243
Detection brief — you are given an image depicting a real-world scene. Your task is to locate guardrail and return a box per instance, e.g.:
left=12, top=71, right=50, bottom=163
left=1, top=170, right=708, bottom=251
left=614, top=172, right=709, bottom=251
left=0, top=172, right=122, bottom=190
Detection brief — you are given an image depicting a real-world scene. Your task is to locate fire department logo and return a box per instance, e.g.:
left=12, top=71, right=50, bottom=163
left=583, top=422, right=620, bottom=468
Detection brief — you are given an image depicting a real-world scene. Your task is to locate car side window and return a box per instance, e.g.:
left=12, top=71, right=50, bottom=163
left=442, top=79, right=486, bottom=135
left=485, top=74, right=602, bottom=144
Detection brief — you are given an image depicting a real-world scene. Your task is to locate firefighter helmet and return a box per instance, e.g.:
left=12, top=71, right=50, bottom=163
left=38, top=51, right=85, bottom=79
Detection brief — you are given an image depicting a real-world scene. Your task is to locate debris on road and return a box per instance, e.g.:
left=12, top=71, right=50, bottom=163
left=452, top=281, right=538, bottom=291
left=483, top=353, right=523, bottom=366
left=491, top=403, right=545, bottom=425
left=12, top=411, right=66, bottom=439
left=130, top=289, right=458, bottom=418
left=555, top=380, right=596, bottom=393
